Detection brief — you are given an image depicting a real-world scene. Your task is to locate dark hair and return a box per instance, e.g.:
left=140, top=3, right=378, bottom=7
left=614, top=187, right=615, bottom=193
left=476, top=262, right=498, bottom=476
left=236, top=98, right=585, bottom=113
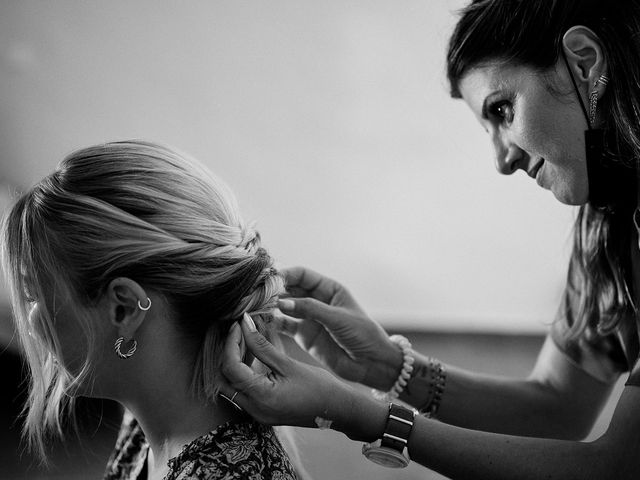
left=447, top=0, right=640, bottom=341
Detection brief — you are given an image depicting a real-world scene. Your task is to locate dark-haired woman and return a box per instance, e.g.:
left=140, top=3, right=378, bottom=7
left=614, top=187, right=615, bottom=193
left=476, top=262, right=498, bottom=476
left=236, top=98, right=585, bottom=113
left=220, top=1, right=640, bottom=478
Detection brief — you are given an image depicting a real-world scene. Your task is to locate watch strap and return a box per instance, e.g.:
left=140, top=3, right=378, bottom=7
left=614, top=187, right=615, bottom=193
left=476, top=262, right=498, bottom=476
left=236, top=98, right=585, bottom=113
left=362, top=402, right=417, bottom=468
left=380, top=403, right=415, bottom=452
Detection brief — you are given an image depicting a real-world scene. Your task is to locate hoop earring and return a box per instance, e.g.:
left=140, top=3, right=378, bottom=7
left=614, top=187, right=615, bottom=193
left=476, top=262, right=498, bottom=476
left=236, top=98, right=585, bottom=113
left=137, top=297, right=151, bottom=311
left=114, top=337, right=138, bottom=359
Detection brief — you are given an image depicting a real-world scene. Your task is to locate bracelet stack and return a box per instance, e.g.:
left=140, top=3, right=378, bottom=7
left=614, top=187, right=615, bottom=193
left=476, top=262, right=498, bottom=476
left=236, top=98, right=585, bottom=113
left=372, top=335, right=414, bottom=402
left=418, top=357, right=446, bottom=418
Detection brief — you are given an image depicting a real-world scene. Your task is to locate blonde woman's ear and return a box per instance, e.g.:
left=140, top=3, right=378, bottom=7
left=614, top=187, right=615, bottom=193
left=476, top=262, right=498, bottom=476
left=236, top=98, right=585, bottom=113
left=105, top=277, right=150, bottom=337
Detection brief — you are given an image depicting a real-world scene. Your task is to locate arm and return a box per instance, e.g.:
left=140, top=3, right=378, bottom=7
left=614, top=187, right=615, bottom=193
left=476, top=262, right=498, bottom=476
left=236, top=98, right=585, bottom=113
left=405, top=385, right=640, bottom=480
left=278, top=267, right=616, bottom=440
left=221, top=318, right=640, bottom=480
left=401, top=336, right=616, bottom=439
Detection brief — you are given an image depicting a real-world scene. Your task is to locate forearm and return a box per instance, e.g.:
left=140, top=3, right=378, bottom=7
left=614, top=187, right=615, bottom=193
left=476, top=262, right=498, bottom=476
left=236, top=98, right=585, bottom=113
left=400, top=347, right=613, bottom=439
left=334, top=374, right=569, bottom=443
left=335, top=387, right=635, bottom=480
left=410, top=417, right=612, bottom=480
left=432, top=365, right=579, bottom=437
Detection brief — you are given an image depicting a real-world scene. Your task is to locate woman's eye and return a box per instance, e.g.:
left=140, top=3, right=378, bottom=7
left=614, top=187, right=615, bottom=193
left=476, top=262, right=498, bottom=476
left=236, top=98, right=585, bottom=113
left=490, top=101, right=514, bottom=122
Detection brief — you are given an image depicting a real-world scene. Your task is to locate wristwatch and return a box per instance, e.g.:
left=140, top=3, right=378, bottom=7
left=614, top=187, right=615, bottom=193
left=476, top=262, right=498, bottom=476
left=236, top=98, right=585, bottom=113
left=362, top=403, right=418, bottom=468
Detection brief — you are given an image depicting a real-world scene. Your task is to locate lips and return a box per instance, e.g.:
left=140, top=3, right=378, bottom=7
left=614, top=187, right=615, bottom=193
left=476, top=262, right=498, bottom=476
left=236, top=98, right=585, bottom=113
left=527, top=160, right=544, bottom=179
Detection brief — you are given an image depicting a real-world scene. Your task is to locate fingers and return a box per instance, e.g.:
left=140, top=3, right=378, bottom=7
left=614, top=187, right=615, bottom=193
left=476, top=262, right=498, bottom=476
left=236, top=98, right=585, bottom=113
left=281, top=266, right=342, bottom=304
left=221, top=322, right=262, bottom=389
left=274, top=311, right=337, bottom=358
left=239, top=313, right=290, bottom=375
left=277, top=296, right=344, bottom=330
left=273, top=311, right=300, bottom=337
left=225, top=320, right=243, bottom=362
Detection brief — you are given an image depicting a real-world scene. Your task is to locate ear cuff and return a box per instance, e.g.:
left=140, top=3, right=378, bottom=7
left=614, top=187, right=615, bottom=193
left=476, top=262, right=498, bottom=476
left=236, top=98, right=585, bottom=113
left=594, top=74, right=609, bottom=88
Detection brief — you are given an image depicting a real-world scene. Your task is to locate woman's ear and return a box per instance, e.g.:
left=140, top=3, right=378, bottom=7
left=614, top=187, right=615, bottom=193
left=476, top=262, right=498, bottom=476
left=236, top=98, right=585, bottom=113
left=562, top=26, right=608, bottom=96
left=105, top=277, right=151, bottom=339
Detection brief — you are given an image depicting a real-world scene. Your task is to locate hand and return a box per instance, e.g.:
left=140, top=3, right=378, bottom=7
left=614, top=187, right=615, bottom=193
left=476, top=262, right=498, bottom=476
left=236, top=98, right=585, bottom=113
left=220, top=315, right=387, bottom=442
left=276, top=267, right=403, bottom=391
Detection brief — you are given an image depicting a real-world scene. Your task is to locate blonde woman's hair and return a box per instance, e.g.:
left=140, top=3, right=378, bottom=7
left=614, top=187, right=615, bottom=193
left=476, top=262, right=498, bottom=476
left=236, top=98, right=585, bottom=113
left=1, top=140, right=284, bottom=462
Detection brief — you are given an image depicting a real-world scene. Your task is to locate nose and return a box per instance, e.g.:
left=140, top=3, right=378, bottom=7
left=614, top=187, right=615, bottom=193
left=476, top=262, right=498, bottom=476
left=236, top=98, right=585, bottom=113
left=492, top=135, right=525, bottom=175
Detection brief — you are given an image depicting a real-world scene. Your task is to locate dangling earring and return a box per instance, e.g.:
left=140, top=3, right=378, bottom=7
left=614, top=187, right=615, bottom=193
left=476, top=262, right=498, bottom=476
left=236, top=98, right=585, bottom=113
left=115, top=336, right=138, bottom=359
left=562, top=50, right=623, bottom=210
left=137, top=297, right=151, bottom=311
left=589, top=91, right=598, bottom=127
left=589, top=74, right=609, bottom=127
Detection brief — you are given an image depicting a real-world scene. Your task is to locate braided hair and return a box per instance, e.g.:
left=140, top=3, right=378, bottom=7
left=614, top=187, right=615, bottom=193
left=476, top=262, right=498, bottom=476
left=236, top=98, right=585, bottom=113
left=2, top=140, right=284, bottom=459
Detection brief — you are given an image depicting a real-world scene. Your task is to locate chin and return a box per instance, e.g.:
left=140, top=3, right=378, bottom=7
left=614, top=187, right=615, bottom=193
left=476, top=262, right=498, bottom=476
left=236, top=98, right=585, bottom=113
left=551, top=185, right=589, bottom=206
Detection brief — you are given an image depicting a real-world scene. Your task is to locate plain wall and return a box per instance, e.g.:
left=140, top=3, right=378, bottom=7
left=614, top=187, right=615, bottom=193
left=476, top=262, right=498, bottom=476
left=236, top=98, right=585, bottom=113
left=0, top=0, right=575, bottom=336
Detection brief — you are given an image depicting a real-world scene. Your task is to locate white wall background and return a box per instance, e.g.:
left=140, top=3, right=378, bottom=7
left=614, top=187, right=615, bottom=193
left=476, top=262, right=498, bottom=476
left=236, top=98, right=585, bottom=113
left=0, top=0, right=575, bottom=334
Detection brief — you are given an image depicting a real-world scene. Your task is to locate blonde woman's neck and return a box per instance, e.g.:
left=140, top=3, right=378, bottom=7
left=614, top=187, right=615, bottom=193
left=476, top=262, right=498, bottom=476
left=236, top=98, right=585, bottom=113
left=108, top=312, right=245, bottom=479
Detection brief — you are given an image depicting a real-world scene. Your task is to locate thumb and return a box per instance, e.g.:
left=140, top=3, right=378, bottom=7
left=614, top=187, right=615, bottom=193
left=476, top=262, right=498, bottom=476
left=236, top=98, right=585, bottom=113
left=240, top=313, right=290, bottom=375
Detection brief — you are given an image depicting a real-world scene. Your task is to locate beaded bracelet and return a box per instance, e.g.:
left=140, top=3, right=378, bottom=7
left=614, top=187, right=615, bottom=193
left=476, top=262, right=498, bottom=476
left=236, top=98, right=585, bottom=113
left=372, top=335, right=415, bottom=402
left=418, top=357, right=446, bottom=418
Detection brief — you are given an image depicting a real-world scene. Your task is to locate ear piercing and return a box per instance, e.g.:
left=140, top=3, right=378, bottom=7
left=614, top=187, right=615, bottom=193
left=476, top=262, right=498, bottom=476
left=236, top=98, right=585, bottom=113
left=114, top=336, right=138, bottom=359
left=137, top=297, right=151, bottom=311
left=113, top=298, right=149, bottom=358
left=589, top=74, right=610, bottom=127
left=594, top=74, right=609, bottom=88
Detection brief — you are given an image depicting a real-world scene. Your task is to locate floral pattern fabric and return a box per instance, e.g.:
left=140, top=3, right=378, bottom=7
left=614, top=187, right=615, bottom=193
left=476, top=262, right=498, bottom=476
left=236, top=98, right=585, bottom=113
left=104, top=411, right=298, bottom=480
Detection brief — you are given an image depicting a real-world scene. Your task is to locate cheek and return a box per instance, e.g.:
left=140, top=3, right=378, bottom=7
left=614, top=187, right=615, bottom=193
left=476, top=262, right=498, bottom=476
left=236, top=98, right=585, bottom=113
left=52, top=311, right=92, bottom=374
left=516, top=103, right=560, bottom=156
left=517, top=82, right=585, bottom=161
left=522, top=111, right=585, bottom=173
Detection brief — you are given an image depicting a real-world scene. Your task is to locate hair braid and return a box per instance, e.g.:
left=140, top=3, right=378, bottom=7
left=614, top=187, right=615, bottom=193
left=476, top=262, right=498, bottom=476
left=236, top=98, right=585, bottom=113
left=1, top=140, right=286, bottom=458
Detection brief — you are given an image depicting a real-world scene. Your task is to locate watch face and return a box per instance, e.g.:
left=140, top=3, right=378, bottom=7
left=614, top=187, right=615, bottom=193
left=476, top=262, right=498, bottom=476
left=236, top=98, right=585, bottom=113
left=362, top=445, right=410, bottom=468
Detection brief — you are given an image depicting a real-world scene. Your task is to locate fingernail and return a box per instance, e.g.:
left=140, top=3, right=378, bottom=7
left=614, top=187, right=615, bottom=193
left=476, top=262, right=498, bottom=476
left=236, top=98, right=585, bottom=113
left=243, top=312, right=257, bottom=332
left=278, top=299, right=295, bottom=311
